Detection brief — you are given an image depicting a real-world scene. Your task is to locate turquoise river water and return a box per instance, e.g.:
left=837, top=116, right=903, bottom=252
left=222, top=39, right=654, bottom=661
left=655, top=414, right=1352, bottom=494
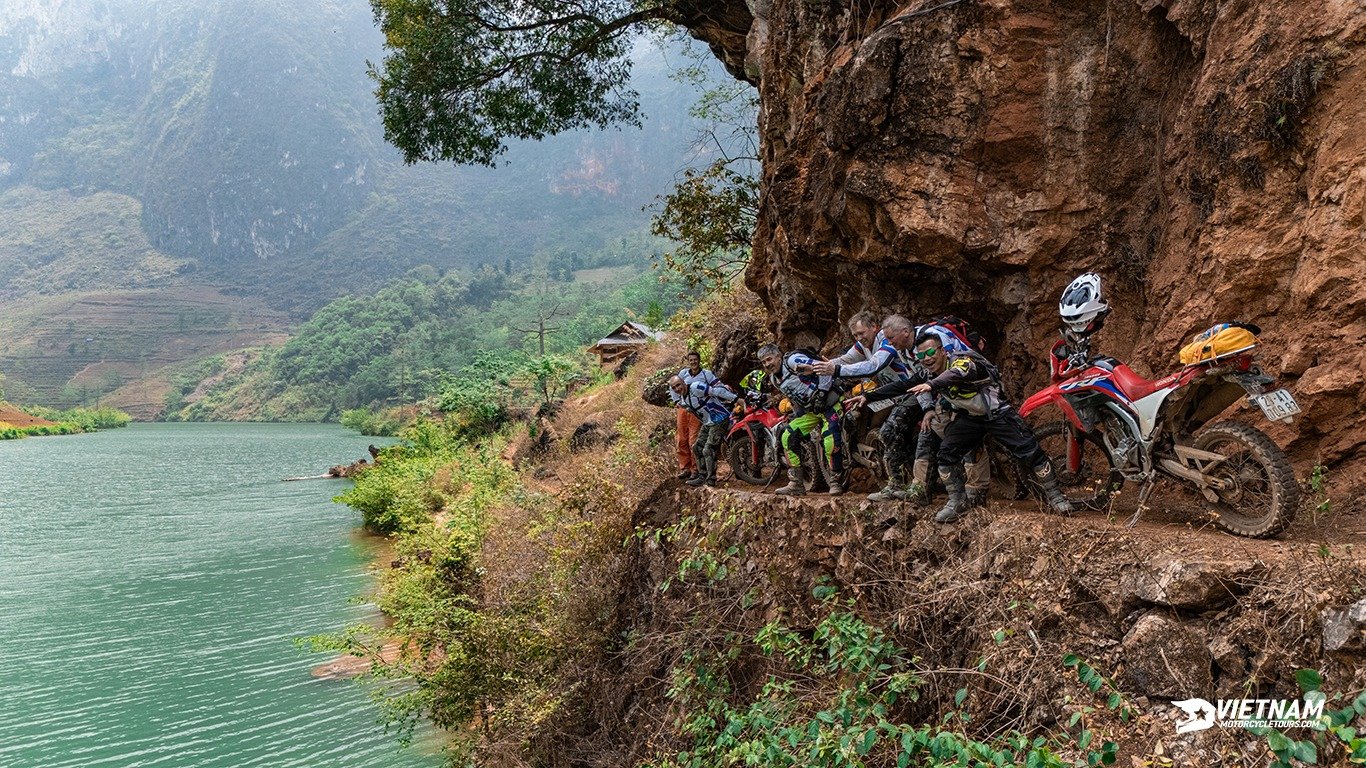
left=0, top=423, right=443, bottom=768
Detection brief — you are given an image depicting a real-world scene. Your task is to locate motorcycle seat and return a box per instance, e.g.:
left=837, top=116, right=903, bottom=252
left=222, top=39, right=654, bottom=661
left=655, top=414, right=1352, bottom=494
left=1108, top=364, right=1161, bottom=401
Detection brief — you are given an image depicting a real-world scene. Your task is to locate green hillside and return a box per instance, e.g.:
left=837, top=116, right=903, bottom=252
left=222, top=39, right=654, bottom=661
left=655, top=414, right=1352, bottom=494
left=0, top=186, right=188, bottom=296
left=166, top=262, right=690, bottom=422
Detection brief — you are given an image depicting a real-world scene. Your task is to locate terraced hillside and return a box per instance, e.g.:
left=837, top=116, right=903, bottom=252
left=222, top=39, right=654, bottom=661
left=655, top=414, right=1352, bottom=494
left=0, top=287, right=290, bottom=418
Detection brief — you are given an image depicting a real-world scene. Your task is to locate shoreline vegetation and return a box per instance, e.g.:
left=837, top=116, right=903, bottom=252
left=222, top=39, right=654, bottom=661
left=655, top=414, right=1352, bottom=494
left=0, top=402, right=132, bottom=440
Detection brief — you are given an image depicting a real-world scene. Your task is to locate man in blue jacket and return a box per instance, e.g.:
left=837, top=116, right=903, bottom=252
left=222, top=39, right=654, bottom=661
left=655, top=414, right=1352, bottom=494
left=670, top=375, right=737, bottom=488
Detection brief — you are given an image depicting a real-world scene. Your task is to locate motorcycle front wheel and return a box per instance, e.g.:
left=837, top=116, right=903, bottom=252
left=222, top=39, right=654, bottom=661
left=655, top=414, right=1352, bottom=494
left=725, top=432, right=782, bottom=486
left=1190, top=421, right=1299, bottom=538
left=1031, top=421, right=1124, bottom=510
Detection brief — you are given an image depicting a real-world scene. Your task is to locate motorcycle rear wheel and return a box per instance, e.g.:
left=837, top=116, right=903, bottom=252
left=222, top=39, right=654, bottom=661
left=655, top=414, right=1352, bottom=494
left=984, top=439, right=1031, bottom=501
left=1191, top=421, right=1298, bottom=538
left=1031, top=421, right=1124, bottom=510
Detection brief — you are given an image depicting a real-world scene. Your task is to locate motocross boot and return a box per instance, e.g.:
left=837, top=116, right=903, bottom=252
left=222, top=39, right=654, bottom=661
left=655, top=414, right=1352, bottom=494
left=686, top=451, right=712, bottom=486
left=965, top=487, right=988, bottom=508
left=868, top=465, right=905, bottom=502
left=867, top=485, right=901, bottom=502
left=820, top=459, right=845, bottom=496
left=1032, top=461, right=1073, bottom=515
left=934, top=466, right=970, bottom=523
left=776, top=465, right=807, bottom=496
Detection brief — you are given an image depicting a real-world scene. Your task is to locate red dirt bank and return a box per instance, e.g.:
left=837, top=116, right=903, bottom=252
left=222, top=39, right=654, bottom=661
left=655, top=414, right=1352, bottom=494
left=0, top=403, right=57, bottom=428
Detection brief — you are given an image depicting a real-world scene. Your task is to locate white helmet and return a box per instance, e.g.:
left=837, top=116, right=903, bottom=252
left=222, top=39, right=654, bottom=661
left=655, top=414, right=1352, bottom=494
left=1059, top=272, right=1110, bottom=336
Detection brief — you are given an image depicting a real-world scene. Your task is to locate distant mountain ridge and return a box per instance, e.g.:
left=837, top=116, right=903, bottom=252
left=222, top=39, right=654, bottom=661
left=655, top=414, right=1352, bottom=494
left=0, top=0, right=711, bottom=303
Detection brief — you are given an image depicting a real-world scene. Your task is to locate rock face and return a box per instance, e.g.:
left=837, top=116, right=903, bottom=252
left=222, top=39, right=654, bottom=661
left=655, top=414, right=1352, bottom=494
left=685, top=0, right=1365, bottom=469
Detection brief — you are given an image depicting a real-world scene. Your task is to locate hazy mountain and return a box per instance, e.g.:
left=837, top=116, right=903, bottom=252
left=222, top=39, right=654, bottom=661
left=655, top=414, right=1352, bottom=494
left=0, top=0, right=726, bottom=410
left=0, top=0, right=714, bottom=301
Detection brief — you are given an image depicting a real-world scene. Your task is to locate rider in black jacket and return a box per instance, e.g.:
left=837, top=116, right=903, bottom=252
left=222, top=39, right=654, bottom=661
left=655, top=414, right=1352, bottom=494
left=906, top=332, right=1073, bottom=522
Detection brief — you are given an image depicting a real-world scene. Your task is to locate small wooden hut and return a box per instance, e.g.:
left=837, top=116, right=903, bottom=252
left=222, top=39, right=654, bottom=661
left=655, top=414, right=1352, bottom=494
left=588, top=321, right=663, bottom=366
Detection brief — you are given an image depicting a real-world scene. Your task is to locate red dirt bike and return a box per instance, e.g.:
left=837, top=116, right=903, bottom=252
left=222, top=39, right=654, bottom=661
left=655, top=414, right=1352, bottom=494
left=1020, top=337, right=1300, bottom=537
left=725, top=399, right=800, bottom=487
left=724, top=396, right=835, bottom=491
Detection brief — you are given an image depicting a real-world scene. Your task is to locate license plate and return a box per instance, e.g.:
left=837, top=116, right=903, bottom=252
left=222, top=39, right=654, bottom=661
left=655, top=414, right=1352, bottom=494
left=1251, top=389, right=1301, bottom=422
left=867, top=398, right=895, bottom=412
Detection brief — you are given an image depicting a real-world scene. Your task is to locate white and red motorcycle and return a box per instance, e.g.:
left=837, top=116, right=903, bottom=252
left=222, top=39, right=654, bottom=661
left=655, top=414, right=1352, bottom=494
left=1020, top=330, right=1300, bottom=538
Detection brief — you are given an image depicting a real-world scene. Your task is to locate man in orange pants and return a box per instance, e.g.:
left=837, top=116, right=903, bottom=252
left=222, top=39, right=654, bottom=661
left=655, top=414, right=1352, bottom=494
left=676, top=405, right=702, bottom=479
left=670, top=351, right=718, bottom=480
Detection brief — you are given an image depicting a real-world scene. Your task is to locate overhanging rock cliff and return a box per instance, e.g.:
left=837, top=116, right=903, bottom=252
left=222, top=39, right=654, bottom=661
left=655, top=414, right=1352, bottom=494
left=684, top=0, right=1364, bottom=469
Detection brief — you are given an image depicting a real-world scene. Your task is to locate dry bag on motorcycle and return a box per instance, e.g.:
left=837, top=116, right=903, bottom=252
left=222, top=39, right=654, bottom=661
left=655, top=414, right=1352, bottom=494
left=1179, top=322, right=1261, bottom=365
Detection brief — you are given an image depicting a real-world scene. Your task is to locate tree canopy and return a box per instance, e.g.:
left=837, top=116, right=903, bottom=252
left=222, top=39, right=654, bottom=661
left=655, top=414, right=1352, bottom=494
left=371, top=0, right=681, bottom=165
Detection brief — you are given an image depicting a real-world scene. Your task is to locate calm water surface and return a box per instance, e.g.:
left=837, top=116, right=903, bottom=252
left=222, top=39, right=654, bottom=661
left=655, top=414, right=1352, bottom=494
left=0, top=423, right=441, bottom=768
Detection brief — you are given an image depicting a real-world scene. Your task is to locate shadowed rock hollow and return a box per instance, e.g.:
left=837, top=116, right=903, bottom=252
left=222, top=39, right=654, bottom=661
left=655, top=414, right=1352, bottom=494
left=682, top=0, right=1364, bottom=471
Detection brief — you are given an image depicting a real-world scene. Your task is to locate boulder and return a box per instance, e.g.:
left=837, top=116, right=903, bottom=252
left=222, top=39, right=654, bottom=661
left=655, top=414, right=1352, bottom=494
left=1321, top=598, right=1366, bottom=652
left=1120, top=613, right=1214, bottom=699
left=1120, top=556, right=1258, bottom=611
left=641, top=368, right=675, bottom=408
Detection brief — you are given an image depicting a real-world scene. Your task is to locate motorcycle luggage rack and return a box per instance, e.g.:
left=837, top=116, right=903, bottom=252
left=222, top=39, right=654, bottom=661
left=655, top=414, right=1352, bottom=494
left=1188, top=344, right=1259, bottom=365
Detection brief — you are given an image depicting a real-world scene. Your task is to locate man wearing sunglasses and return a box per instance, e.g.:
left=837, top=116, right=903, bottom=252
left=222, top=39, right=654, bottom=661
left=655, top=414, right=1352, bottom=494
left=909, top=324, right=992, bottom=509
left=906, top=333, right=1072, bottom=522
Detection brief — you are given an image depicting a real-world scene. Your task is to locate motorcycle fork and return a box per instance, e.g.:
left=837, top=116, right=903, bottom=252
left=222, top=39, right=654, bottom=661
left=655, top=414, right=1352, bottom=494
left=746, top=422, right=764, bottom=466
left=1065, top=427, right=1083, bottom=474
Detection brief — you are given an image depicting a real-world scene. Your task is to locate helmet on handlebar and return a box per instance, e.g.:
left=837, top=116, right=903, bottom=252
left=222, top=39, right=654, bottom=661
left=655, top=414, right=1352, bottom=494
left=1059, top=272, right=1110, bottom=338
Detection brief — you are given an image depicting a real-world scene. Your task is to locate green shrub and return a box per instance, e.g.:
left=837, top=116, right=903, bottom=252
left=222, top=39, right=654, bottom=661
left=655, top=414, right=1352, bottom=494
left=21, top=405, right=131, bottom=431
left=341, top=407, right=406, bottom=436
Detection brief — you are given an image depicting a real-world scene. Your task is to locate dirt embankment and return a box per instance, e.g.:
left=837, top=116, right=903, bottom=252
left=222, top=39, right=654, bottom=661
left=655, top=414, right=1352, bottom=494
left=561, top=477, right=1366, bottom=766
left=681, top=0, right=1365, bottom=476
left=0, top=403, right=56, bottom=428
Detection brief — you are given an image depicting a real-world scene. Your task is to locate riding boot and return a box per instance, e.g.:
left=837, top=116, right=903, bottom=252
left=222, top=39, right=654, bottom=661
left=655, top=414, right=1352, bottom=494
left=868, top=485, right=901, bottom=502
left=776, top=464, right=807, bottom=496
left=934, top=465, right=970, bottom=523
left=821, top=462, right=844, bottom=496
left=965, top=487, right=988, bottom=508
left=1032, top=461, right=1073, bottom=515
left=903, top=458, right=933, bottom=503
left=687, top=450, right=709, bottom=486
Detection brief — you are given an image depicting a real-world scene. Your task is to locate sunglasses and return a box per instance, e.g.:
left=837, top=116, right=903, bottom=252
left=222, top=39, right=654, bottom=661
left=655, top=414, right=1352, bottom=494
left=914, top=348, right=938, bottom=360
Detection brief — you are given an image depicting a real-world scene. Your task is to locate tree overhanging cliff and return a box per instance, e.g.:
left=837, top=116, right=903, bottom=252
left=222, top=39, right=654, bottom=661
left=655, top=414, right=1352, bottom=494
left=681, top=0, right=1364, bottom=469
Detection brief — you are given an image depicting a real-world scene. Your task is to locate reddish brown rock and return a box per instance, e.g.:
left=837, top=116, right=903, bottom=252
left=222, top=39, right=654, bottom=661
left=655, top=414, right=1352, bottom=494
left=684, top=0, right=1366, bottom=475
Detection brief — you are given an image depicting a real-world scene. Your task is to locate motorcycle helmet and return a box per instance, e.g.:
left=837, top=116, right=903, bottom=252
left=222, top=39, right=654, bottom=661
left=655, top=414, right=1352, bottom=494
left=1058, top=272, right=1110, bottom=337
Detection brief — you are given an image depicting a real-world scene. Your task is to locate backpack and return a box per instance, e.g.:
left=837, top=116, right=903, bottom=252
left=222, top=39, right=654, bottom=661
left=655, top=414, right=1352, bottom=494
left=928, top=315, right=986, bottom=353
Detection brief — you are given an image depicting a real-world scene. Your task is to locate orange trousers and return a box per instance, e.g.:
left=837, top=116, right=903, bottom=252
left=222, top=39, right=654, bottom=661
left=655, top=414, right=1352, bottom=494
left=676, top=408, right=702, bottom=472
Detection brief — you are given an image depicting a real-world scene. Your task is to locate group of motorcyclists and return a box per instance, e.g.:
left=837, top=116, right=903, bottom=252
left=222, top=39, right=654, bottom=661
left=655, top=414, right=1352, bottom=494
left=667, top=275, right=1117, bottom=523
